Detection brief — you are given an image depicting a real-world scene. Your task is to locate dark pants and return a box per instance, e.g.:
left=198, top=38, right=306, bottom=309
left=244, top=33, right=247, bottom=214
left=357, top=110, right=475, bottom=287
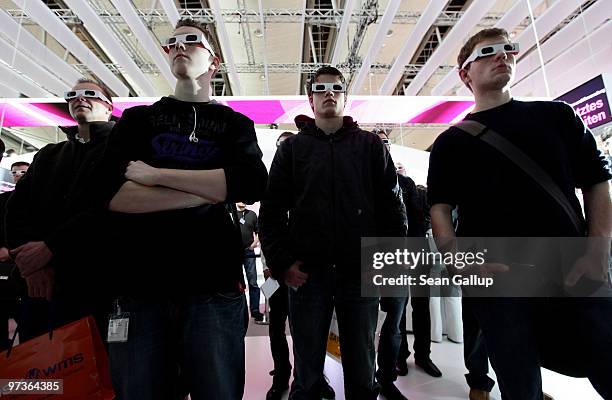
left=243, top=249, right=261, bottom=315
left=398, top=295, right=432, bottom=363
left=109, top=293, right=248, bottom=400
left=462, top=297, right=495, bottom=392
left=376, top=296, right=408, bottom=384
left=269, top=284, right=292, bottom=383
left=471, top=297, right=612, bottom=400
left=288, top=266, right=379, bottom=400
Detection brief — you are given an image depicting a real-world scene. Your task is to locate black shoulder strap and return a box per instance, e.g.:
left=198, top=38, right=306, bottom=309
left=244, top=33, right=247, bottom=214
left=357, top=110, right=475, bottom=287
left=454, top=120, right=586, bottom=235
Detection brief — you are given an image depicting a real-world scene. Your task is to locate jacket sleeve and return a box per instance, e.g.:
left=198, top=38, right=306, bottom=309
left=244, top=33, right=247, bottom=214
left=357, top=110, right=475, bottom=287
left=223, top=113, right=269, bottom=204
left=259, top=142, right=296, bottom=280
left=373, top=137, right=408, bottom=237
left=5, top=149, right=45, bottom=248
left=94, top=107, right=147, bottom=209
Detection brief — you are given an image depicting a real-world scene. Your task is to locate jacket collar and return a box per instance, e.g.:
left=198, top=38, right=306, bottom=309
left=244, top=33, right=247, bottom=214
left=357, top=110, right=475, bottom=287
left=60, top=121, right=115, bottom=144
left=294, top=115, right=359, bottom=138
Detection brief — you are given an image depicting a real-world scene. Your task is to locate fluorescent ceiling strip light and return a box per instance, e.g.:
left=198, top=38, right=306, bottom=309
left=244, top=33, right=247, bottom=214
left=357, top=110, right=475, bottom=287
left=431, top=0, right=546, bottom=96
left=159, top=0, right=180, bottom=27
left=0, top=62, right=51, bottom=98
left=330, top=0, right=355, bottom=65
left=9, top=0, right=128, bottom=96
left=404, top=0, right=496, bottom=96
left=209, top=0, right=242, bottom=95
left=0, top=10, right=80, bottom=88
left=64, top=0, right=156, bottom=96
left=0, top=36, right=68, bottom=96
left=109, top=0, right=176, bottom=89
left=350, top=0, right=401, bottom=95
left=379, top=0, right=446, bottom=95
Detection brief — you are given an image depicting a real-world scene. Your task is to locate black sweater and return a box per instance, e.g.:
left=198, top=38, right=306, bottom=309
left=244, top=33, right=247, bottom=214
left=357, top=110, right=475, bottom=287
left=260, top=115, right=407, bottom=279
left=96, top=97, right=268, bottom=296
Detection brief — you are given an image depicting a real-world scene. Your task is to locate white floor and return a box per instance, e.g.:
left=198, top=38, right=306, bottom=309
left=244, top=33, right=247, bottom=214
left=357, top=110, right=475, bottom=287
left=244, top=331, right=603, bottom=400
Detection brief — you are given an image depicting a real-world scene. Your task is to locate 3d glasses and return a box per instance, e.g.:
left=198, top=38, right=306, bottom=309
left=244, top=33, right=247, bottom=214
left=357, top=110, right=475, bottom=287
left=311, top=82, right=346, bottom=93
left=162, top=33, right=215, bottom=56
left=64, top=89, right=112, bottom=105
left=460, top=42, right=519, bottom=70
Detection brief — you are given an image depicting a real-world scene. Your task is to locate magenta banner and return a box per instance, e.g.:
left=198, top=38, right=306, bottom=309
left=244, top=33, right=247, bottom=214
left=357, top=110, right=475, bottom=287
left=0, top=96, right=476, bottom=127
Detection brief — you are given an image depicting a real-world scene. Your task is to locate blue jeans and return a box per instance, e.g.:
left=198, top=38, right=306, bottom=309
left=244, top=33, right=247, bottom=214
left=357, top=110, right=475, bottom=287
left=471, top=297, right=612, bottom=400
left=288, top=266, right=379, bottom=400
left=109, top=293, right=248, bottom=400
left=244, top=249, right=261, bottom=315
left=376, top=296, right=407, bottom=384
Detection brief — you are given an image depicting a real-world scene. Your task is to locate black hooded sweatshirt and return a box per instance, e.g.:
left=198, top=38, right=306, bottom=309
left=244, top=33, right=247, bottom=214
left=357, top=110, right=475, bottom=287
left=260, top=115, right=407, bottom=280
left=95, top=97, right=268, bottom=296
left=5, top=121, right=115, bottom=296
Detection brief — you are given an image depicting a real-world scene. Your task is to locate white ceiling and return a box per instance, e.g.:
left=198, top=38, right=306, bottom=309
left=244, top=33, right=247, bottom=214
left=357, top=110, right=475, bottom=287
left=0, top=0, right=610, bottom=151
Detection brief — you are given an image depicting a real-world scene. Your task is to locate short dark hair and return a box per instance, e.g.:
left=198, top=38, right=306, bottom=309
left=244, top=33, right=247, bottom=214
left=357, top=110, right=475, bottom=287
left=175, top=18, right=216, bottom=54
left=75, top=77, right=113, bottom=104
left=277, top=131, right=294, bottom=141
left=276, top=131, right=294, bottom=147
left=11, top=161, right=30, bottom=169
left=307, top=66, right=346, bottom=96
left=457, top=28, right=511, bottom=69
left=0, top=138, right=5, bottom=156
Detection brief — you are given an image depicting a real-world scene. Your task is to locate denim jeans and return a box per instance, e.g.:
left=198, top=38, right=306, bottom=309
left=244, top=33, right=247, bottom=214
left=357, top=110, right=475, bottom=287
left=109, top=293, right=248, bottom=400
left=288, top=266, right=379, bottom=400
left=243, top=249, right=261, bottom=315
left=376, top=296, right=407, bottom=384
left=462, top=297, right=495, bottom=392
left=471, top=297, right=612, bottom=400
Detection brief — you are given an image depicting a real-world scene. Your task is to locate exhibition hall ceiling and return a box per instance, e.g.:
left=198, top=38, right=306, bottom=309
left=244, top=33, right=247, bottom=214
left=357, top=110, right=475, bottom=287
left=0, top=0, right=610, bottom=151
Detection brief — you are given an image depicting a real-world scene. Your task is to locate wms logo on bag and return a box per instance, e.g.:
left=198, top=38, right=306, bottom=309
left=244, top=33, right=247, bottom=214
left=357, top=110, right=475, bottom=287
left=24, top=353, right=85, bottom=379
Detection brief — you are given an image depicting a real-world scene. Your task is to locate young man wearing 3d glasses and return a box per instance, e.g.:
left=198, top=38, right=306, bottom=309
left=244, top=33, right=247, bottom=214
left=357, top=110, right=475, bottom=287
left=428, top=28, right=612, bottom=400
left=260, top=66, right=407, bottom=399
left=5, top=78, right=116, bottom=341
left=96, top=18, right=267, bottom=400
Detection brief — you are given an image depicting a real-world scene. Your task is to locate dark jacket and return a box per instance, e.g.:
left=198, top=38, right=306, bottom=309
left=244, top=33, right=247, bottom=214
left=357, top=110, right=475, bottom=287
left=398, top=175, right=428, bottom=237
left=260, top=115, right=407, bottom=279
left=5, top=122, right=115, bottom=295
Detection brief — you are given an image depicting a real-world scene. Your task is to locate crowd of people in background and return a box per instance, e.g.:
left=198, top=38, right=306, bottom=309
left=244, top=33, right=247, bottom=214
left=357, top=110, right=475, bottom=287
left=0, top=21, right=610, bottom=400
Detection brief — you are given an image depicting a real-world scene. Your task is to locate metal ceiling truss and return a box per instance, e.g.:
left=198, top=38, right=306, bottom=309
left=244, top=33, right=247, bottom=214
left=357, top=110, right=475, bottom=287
left=5, top=8, right=511, bottom=27
left=73, top=62, right=453, bottom=75
left=237, top=0, right=256, bottom=65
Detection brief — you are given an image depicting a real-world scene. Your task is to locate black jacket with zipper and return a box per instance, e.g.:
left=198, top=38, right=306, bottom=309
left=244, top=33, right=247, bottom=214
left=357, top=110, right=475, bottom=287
left=5, top=121, right=115, bottom=296
left=260, top=115, right=407, bottom=279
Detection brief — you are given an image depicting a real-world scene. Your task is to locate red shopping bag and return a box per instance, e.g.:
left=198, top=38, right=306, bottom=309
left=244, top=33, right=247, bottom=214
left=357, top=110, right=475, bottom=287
left=0, top=316, right=114, bottom=399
